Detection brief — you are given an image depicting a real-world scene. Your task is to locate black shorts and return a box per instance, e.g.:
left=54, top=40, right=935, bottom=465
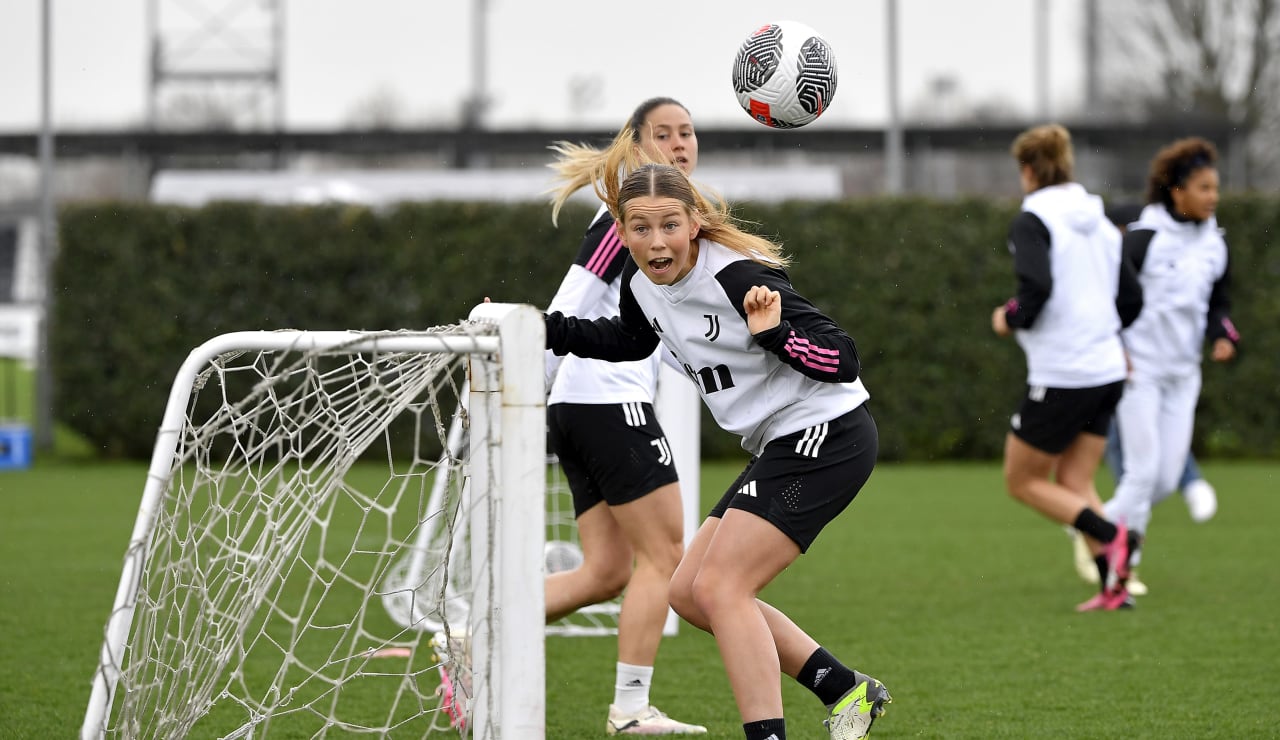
left=708, top=404, right=878, bottom=553
left=547, top=402, right=680, bottom=517
left=1010, top=380, right=1125, bottom=454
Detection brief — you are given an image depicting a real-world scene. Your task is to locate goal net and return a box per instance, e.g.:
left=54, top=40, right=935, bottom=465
left=82, top=304, right=545, bottom=740
left=383, top=362, right=700, bottom=640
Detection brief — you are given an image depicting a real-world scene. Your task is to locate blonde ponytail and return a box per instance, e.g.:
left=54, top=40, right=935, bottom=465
left=548, top=123, right=788, bottom=269
left=547, top=127, right=655, bottom=225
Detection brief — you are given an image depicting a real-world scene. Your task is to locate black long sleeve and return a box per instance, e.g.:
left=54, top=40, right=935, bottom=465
left=1116, top=230, right=1147, bottom=328
left=1004, top=211, right=1053, bottom=329
left=1206, top=243, right=1240, bottom=346
left=716, top=262, right=861, bottom=383
left=544, top=272, right=660, bottom=362
left=1124, top=228, right=1154, bottom=272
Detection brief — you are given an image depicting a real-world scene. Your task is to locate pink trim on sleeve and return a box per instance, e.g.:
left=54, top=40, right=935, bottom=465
left=1221, top=317, right=1241, bottom=343
left=783, top=332, right=841, bottom=374
left=584, top=224, right=624, bottom=277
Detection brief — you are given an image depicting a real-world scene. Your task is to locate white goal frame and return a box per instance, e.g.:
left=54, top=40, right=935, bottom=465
left=81, top=303, right=545, bottom=739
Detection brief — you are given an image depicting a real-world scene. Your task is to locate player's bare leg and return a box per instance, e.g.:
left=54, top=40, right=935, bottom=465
left=1003, top=433, right=1101, bottom=527
left=1004, top=432, right=1136, bottom=610
left=608, top=483, right=685, bottom=665
left=671, top=517, right=816, bottom=676
left=686, top=509, right=801, bottom=722
left=1055, top=432, right=1109, bottom=553
left=546, top=502, right=632, bottom=622
left=547, top=486, right=706, bottom=735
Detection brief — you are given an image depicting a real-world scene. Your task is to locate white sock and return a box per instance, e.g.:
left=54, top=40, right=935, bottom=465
left=613, top=662, right=653, bottom=715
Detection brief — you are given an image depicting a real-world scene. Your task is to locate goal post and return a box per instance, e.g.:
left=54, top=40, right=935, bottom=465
left=81, top=303, right=545, bottom=739
left=464, top=302, right=546, bottom=739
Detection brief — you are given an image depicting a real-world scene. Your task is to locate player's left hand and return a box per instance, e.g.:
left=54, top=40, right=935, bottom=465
left=991, top=306, right=1011, bottom=337
left=1211, top=337, right=1236, bottom=362
left=743, top=285, right=781, bottom=334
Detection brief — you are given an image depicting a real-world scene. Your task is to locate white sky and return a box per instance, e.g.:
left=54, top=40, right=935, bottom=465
left=0, top=0, right=1086, bottom=132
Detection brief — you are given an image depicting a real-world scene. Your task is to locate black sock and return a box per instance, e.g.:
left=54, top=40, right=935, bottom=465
left=1072, top=508, right=1118, bottom=544
left=1093, top=554, right=1108, bottom=588
left=744, top=717, right=785, bottom=740
left=797, top=647, right=858, bottom=707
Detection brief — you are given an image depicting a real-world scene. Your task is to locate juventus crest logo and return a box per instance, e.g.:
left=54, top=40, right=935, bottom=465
left=703, top=314, right=721, bottom=341
left=650, top=437, right=673, bottom=466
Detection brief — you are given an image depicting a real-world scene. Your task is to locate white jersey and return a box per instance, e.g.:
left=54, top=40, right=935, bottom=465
left=1122, top=203, right=1231, bottom=380
left=1012, top=183, right=1129, bottom=389
left=548, top=239, right=869, bottom=455
left=546, top=204, right=659, bottom=405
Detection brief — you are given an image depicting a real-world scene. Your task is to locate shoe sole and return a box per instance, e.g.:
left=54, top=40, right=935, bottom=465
left=606, top=706, right=708, bottom=736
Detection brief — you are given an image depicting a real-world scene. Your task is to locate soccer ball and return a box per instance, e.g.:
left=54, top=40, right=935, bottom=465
left=732, top=20, right=838, bottom=129
left=544, top=540, right=584, bottom=574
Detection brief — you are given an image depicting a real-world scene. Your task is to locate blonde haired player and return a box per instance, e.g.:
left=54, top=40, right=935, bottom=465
left=546, top=132, right=891, bottom=739
left=543, top=97, right=707, bottom=736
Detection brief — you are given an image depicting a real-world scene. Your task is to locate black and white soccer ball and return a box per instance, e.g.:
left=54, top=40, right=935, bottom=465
left=732, top=20, right=838, bottom=129
left=544, top=540, right=584, bottom=574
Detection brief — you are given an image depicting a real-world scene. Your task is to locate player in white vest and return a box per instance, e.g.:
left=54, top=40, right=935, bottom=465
left=991, top=124, right=1144, bottom=612
left=1102, top=138, right=1239, bottom=585
left=546, top=136, right=890, bottom=740
left=542, top=98, right=706, bottom=736
left=1070, top=201, right=1226, bottom=594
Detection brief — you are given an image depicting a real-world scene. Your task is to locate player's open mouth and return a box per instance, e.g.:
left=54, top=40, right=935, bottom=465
left=649, top=257, right=673, bottom=272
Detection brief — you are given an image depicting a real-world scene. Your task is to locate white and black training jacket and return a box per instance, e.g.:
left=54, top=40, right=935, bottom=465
left=546, top=239, right=870, bottom=456
left=1003, top=182, right=1142, bottom=389
left=1121, top=203, right=1240, bottom=378
left=544, top=204, right=660, bottom=405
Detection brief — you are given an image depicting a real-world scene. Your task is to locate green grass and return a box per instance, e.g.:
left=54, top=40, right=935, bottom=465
left=2, top=459, right=1277, bottom=738
left=0, top=358, right=34, bottom=425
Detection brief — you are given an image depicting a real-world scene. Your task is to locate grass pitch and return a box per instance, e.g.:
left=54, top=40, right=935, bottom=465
left=1, top=458, right=1276, bottom=738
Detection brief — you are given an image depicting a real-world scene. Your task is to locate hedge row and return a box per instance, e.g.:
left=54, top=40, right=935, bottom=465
left=54, top=196, right=1278, bottom=461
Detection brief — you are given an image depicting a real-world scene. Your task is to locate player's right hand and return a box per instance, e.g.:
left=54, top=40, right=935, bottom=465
left=744, top=285, right=781, bottom=334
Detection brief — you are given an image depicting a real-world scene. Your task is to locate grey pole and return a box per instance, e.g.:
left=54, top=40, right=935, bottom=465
left=273, top=0, right=285, bottom=130
left=1035, top=0, right=1051, bottom=119
left=147, top=0, right=157, bottom=128
left=1084, top=0, right=1099, bottom=110
left=456, top=0, right=490, bottom=167
left=467, top=0, right=489, bottom=128
left=36, top=0, right=56, bottom=450
left=885, top=0, right=904, bottom=194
